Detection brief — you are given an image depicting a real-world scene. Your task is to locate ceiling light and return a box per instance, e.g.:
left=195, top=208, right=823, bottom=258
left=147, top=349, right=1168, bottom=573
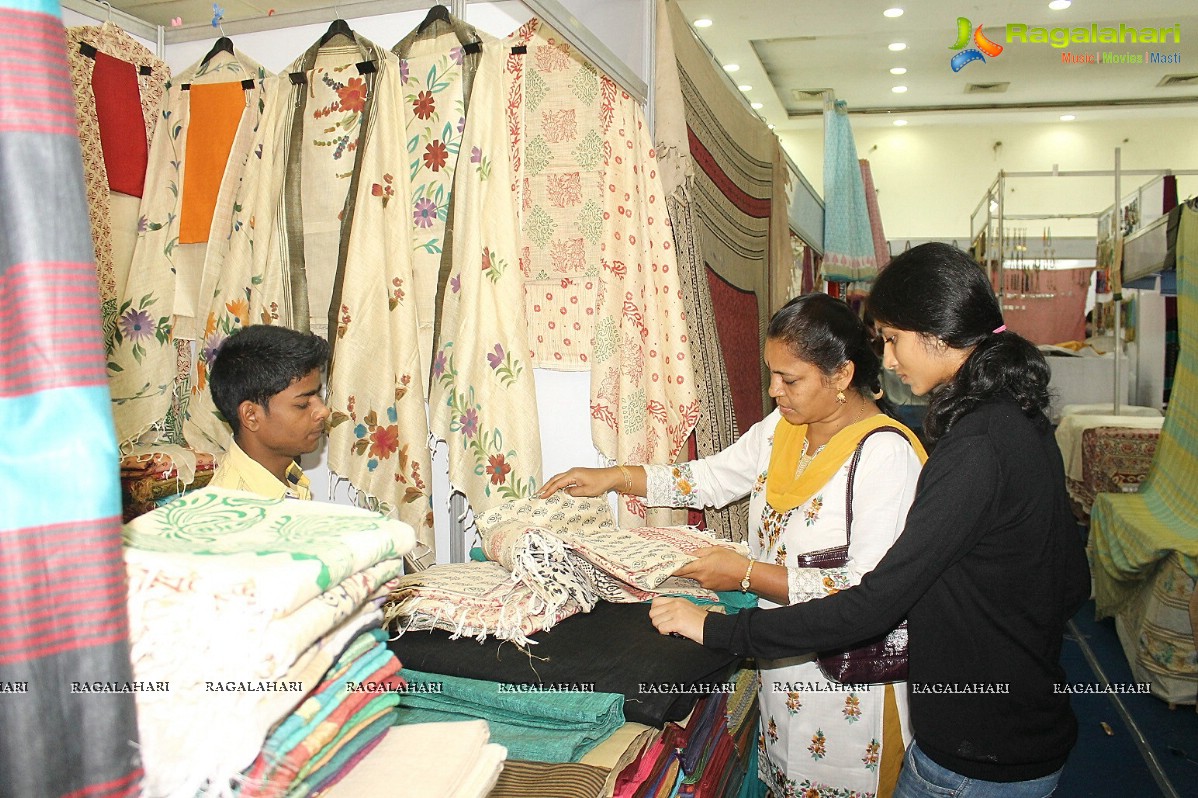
left=888, top=42, right=907, bottom=52
left=693, top=18, right=713, bottom=28
left=890, top=67, right=907, bottom=75
left=883, top=8, right=904, bottom=18
left=723, top=63, right=740, bottom=72
left=891, top=85, right=908, bottom=93
left=893, top=119, right=908, bottom=126
left=768, top=123, right=775, bottom=130
left=738, top=84, right=752, bottom=92
left=1060, top=114, right=1076, bottom=121
left=751, top=102, right=764, bottom=109
left=1048, top=0, right=1070, bottom=10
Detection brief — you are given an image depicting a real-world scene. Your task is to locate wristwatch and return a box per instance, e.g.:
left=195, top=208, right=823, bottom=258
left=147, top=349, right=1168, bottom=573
left=739, top=559, right=755, bottom=592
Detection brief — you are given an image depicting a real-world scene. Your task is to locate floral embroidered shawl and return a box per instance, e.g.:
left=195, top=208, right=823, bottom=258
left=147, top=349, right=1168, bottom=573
left=398, top=22, right=542, bottom=510
left=66, top=23, right=167, bottom=345
left=108, top=50, right=269, bottom=447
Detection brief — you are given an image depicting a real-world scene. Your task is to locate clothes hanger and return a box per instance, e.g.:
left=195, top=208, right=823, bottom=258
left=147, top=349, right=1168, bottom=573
left=319, top=18, right=355, bottom=47
left=417, top=3, right=451, bottom=34
left=200, top=36, right=234, bottom=67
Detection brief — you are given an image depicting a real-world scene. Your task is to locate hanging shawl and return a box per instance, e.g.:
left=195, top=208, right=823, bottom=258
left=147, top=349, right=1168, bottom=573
left=822, top=101, right=877, bottom=283
left=66, top=23, right=168, bottom=350
left=108, top=50, right=269, bottom=448
left=2, top=7, right=142, bottom=796
left=187, top=36, right=435, bottom=544
left=860, top=158, right=890, bottom=270
left=505, top=18, right=698, bottom=525
left=394, top=20, right=542, bottom=510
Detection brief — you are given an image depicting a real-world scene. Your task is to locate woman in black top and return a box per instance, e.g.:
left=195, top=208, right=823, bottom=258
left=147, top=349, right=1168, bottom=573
left=651, top=243, right=1090, bottom=797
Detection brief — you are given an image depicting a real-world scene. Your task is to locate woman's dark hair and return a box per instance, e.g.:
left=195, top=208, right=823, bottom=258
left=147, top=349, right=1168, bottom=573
left=767, top=292, right=895, bottom=417
left=867, top=242, right=1050, bottom=440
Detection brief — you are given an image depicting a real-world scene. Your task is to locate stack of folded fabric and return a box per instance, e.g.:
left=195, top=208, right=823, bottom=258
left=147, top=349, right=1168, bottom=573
left=386, top=494, right=747, bottom=645
left=237, top=629, right=403, bottom=797
left=396, top=669, right=625, bottom=763
left=122, top=487, right=415, bottom=797
left=322, top=721, right=507, bottom=798
left=119, top=445, right=216, bottom=520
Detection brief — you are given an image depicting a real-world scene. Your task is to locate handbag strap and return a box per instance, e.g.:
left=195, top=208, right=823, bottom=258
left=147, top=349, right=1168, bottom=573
left=844, top=426, right=913, bottom=545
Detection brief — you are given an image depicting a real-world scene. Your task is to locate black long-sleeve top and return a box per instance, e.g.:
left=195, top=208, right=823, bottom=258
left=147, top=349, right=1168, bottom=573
left=705, top=396, right=1090, bottom=782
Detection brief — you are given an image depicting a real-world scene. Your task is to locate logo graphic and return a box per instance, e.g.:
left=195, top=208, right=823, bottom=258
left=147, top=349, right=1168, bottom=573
left=949, top=17, right=1004, bottom=71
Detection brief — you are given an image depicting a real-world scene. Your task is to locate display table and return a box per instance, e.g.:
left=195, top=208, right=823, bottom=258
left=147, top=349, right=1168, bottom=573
left=1055, top=406, right=1163, bottom=515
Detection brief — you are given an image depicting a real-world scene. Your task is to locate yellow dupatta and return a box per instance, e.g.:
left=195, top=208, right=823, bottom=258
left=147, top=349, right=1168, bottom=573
left=766, top=414, right=928, bottom=513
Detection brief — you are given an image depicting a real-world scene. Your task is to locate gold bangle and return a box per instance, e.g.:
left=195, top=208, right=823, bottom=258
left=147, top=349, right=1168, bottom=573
left=617, top=464, right=633, bottom=494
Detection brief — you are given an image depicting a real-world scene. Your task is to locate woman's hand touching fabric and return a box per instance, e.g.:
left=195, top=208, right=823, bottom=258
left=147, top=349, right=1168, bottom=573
left=649, top=597, right=707, bottom=644
left=537, top=467, right=618, bottom=498
left=673, top=546, right=752, bottom=592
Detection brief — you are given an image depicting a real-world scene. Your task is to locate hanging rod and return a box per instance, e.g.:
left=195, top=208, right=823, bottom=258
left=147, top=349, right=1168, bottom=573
left=61, top=0, right=160, bottom=42
left=158, top=0, right=647, bottom=104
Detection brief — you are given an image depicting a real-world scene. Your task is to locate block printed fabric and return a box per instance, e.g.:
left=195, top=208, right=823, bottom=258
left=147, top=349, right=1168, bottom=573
left=185, top=39, right=437, bottom=543
left=108, top=50, right=270, bottom=447
left=505, top=19, right=699, bottom=524
left=66, top=24, right=167, bottom=351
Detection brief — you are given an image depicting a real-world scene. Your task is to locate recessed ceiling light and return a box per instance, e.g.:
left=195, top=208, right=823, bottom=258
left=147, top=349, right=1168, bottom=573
left=1048, top=0, right=1071, bottom=10
left=890, top=67, right=907, bottom=75
left=891, top=85, right=908, bottom=93
left=723, top=63, right=740, bottom=73
left=1060, top=114, right=1076, bottom=121
left=738, top=84, right=752, bottom=92
left=893, top=119, right=908, bottom=126
left=768, top=123, right=776, bottom=129
left=889, top=42, right=907, bottom=52
left=751, top=101, right=764, bottom=109
left=883, top=8, right=904, bottom=18
left=693, top=18, right=713, bottom=28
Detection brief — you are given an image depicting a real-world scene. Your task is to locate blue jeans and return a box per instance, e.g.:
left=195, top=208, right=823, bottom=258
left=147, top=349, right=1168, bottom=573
left=894, top=742, right=1063, bottom=798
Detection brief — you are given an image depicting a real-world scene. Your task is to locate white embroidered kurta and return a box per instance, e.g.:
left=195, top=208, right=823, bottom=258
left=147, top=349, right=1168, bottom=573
left=645, top=409, right=921, bottom=798
left=109, top=51, right=269, bottom=447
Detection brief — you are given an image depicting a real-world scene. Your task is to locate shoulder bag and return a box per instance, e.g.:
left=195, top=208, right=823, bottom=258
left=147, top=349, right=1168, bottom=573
left=793, top=426, right=911, bottom=685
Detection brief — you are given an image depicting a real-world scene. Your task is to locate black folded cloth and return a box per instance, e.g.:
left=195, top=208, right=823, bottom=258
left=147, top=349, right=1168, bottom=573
left=388, top=601, right=740, bottom=727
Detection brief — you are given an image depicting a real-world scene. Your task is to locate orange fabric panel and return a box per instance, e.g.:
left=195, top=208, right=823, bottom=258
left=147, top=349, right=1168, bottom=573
left=179, top=81, right=245, bottom=244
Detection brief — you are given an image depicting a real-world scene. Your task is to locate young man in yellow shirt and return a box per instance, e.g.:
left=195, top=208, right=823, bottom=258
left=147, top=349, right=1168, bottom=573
left=207, top=325, right=330, bottom=500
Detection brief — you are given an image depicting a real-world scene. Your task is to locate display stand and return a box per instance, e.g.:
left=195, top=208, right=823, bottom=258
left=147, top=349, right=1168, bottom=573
left=970, top=157, right=1198, bottom=417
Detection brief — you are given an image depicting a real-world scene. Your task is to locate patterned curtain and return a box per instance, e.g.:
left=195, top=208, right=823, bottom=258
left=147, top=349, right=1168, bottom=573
left=0, top=2, right=141, bottom=796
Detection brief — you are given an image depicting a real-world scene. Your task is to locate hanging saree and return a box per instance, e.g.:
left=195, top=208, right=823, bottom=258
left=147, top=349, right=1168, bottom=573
left=108, top=49, right=269, bottom=447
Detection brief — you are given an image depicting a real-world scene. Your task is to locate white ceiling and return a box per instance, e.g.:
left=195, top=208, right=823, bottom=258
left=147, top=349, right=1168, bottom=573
left=95, top=0, right=1198, bottom=130
left=675, top=0, right=1198, bottom=129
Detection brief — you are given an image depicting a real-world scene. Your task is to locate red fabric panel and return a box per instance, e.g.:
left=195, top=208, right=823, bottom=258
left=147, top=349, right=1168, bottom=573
left=91, top=51, right=147, bottom=197
left=706, top=266, right=765, bottom=432
left=1000, top=267, right=1092, bottom=345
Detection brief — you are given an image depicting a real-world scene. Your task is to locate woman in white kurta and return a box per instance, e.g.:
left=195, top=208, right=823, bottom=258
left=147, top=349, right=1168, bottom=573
left=541, top=293, right=925, bottom=798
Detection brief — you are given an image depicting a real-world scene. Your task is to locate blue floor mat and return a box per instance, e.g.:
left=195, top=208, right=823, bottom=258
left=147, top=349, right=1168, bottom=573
left=1056, top=599, right=1198, bottom=798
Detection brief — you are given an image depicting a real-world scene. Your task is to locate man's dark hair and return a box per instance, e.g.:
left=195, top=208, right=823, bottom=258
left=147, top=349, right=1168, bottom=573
left=209, top=325, right=329, bottom=436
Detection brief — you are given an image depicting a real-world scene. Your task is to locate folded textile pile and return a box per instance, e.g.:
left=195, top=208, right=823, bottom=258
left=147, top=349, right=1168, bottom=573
left=610, top=680, right=758, bottom=798
left=387, top=494, right=746, bottom=644
left=321, top=721, right=507, bottom=798
left=396, top=668, right=625, bottom=763
left=122, top=488, right=416, bottom=798
left=119, top=446, right=217, bottom=520
left=238, top=629, right=403, bottom=797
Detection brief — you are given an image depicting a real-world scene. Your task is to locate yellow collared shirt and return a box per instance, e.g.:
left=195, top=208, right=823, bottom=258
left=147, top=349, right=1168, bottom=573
left=209, top=441, right=312, bottom=500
